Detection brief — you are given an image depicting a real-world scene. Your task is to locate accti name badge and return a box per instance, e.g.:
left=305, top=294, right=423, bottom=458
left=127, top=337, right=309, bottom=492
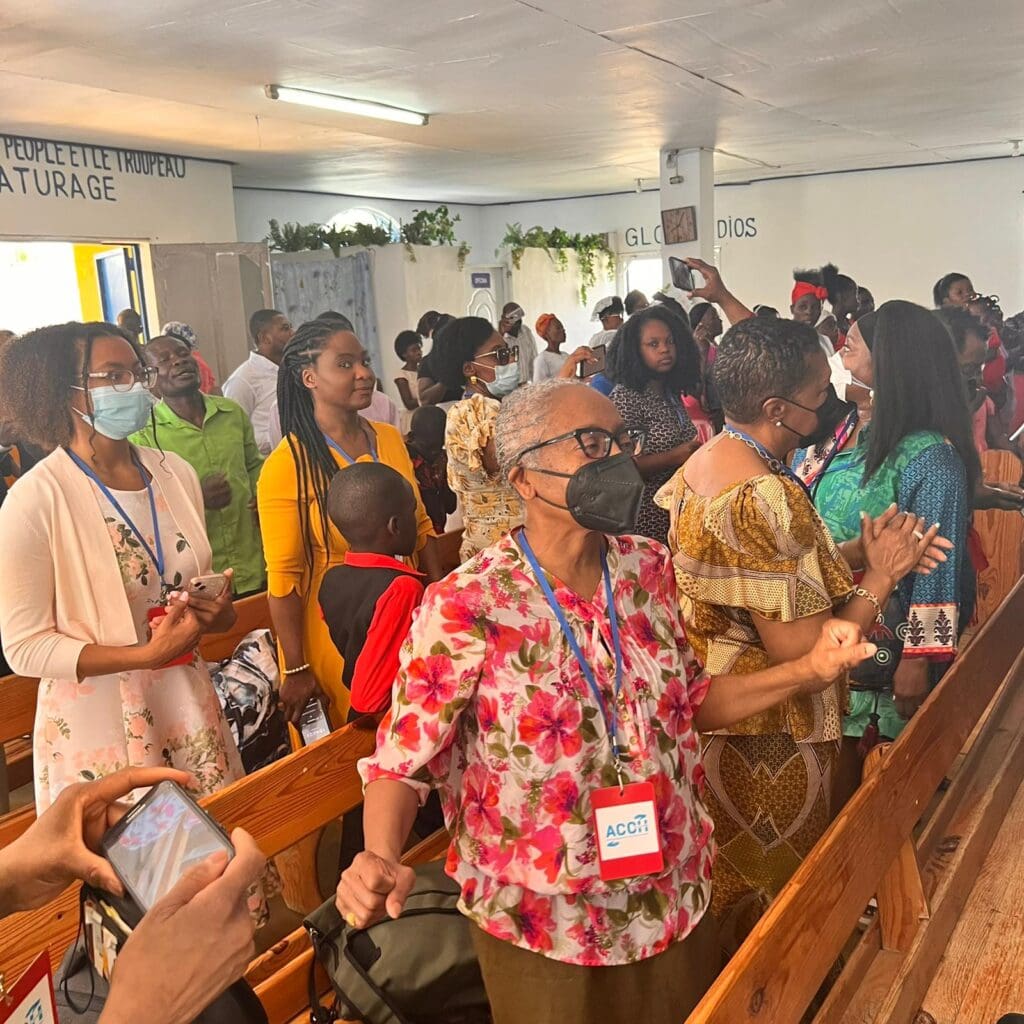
left=0, top=951, right=57, bottom=1024
left=592, top=780, right=665, bottom=882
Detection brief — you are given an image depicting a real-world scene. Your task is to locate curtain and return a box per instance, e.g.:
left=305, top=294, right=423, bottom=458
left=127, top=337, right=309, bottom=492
left=270, top=250, right=381, bottom=367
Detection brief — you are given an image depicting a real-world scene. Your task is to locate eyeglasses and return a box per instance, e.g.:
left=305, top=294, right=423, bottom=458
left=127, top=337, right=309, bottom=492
left=77, top=367, right=160, bottom=392
left=515, top=427, right=646, bottom=463
left=475, top=345, right=519, bottom=366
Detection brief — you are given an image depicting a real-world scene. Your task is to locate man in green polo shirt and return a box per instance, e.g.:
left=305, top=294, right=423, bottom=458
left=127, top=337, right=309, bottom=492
left=132, top=334, right=266, bottom=595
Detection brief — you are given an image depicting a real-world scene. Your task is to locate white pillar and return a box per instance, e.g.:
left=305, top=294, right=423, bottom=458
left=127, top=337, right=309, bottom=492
left=659, top=147, right=715, bottom=291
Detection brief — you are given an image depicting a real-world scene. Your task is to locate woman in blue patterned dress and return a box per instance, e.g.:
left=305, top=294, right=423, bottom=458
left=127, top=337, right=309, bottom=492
left=794, top=301, right=978, bottom=809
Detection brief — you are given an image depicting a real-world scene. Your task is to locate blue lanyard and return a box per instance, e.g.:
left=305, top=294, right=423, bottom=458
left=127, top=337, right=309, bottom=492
left=724, top=427, right=813, bottom=500
left=66, top=448, right=165, bottom=579
left=323, top=431, right=378, bottom=465
left=516, top=530, right=626, bottom=770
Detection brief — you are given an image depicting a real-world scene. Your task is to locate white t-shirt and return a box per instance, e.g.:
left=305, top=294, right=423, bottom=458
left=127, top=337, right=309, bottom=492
left=588, top=329, right=618, bottom=349
left=506, top=326, right=537, bottom=385
left=222, top=352, right=279, bottom=455
left=533, top=350, right=567, bottom=383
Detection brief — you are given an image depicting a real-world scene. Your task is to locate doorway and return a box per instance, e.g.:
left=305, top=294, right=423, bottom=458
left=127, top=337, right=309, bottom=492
left=0, top=240, right=148, bottom=336
left=622, top=255, right=664, bottom=301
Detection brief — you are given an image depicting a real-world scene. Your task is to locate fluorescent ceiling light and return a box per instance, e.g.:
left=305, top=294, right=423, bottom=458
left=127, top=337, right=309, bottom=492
left=265, top=84, right=428, bottom=127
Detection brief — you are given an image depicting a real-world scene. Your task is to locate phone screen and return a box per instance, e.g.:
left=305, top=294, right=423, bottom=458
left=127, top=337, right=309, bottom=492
left=103, top=781, right=234, bottom=911
left=668, top=257, right=694, bottom=292
left=300, top=699, right=331, bottom=745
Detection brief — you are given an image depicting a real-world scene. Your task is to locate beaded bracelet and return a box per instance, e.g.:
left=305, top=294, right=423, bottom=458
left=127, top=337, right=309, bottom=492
left=283, top=662, right=311, bottom=676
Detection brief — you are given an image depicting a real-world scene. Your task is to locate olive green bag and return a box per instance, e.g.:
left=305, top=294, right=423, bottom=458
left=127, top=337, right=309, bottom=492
left=304, top=860, right=491, bottom=1024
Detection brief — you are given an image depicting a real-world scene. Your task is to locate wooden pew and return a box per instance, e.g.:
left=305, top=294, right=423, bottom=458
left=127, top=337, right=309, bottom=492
left=687, top=576, right=1024, bottom=1024
left=0, top=674, right=40, bottom=815
left=973, top=449, right=1024, bottom=627
left=0, top=713, right=449, bottom=1024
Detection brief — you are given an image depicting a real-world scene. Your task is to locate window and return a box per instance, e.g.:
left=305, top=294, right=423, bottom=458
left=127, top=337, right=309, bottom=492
left=328, top=207, right=400, bottom=241
left=624, top=256, right=665, bottom=301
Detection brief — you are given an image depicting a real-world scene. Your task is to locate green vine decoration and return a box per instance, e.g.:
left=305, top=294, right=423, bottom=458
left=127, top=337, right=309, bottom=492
left=398, top=205, right=472, bottom=268
left=498, top=223, right=615, bottom=304
left=266, top=220, right=324, bottom=252
left=267, top=219, right=392, bottom=255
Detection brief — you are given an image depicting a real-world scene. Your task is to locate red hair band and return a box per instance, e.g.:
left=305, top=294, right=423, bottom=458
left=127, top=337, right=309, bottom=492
left=792, top=281, right=829, bottom=304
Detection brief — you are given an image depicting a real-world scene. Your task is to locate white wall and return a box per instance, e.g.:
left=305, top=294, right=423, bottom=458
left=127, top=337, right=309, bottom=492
left=0, top=132, right=236, bottom=243
left=372, top=244, right=475, bottom=402
left=481, top=159, right=1024, bottom=315
left=233, top=157, right=1024, bottom=338
left=233, top=188, right=485, bottom=256
left=508, top=248, right=613, bottom=350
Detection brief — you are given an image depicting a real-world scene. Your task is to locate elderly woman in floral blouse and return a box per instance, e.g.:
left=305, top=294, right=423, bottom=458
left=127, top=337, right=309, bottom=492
left=336, top=379, right=877, bottom=1024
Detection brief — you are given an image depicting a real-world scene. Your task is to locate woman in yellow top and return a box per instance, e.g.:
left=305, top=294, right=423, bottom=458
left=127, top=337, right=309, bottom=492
left=656, top=315, right=949, bottom=956
left=257, top=319, right=439, bottom=726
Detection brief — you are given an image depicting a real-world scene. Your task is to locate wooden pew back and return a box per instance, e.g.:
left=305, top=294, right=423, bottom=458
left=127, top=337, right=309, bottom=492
left=974, top=449, right=1024, bottom=626
left=687, top=577, right=1024, bottom=1023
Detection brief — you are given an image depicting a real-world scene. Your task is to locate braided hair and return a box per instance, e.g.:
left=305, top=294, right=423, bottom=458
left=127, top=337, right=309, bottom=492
left=276, top=318, right=350, bottom=568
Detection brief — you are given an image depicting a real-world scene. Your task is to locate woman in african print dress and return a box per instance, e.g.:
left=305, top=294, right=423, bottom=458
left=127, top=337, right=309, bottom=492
left=795, top=303, right=975, bottom=811
left=657, top=315, right=949, bottom=956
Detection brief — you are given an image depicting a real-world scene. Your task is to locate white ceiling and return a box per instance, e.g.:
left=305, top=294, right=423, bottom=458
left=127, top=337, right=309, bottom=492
left=1, top=0, right=1022, bottom=203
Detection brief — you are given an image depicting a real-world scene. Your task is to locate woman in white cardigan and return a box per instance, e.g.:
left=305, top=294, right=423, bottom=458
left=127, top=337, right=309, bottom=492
left=0, top=323, right=243, bottom=810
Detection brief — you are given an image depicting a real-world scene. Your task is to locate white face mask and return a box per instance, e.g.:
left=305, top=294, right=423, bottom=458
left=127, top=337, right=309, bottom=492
left=74, top=382, right=156, bottom=439
left=483, top=361, right=520, bottom=398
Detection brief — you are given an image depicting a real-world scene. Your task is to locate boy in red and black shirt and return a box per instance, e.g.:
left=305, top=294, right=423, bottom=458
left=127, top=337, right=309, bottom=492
left=320, top=462, right=426, bottom=718
left=319, top=462, right=443, bottom=870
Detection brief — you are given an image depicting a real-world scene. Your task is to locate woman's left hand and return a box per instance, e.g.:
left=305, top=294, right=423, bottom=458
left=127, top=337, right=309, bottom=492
left=180, top=569, right=236, bottom=634
left=861, top=504, right=947, bottom=582
left=800, top=620, right=877, bottom=693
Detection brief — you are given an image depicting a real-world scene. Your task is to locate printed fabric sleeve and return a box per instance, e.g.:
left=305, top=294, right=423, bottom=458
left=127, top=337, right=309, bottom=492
left=701, top=475, right=850, bottom=620
left=444, top=396, right=499, bottom=475
left=349, top=575, right=426, bottom=714
left=358, top=575, right=486, bottom=803
left=896, top=443, right=968, bottom=660
left=653, top=543, right=711, bottom=711
left=255, top=445, right=305, bottom=598
left=0, top=488, right=87, bottom=680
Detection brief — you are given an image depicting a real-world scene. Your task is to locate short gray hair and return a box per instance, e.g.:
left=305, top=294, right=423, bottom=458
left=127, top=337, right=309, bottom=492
left=495, top=378, right=585, bottom=477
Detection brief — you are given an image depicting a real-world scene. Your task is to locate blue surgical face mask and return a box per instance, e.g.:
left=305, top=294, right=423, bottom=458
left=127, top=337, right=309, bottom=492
left=74, top=382, right=156, bottom=439
left=483, top=361, right=520, bottom=398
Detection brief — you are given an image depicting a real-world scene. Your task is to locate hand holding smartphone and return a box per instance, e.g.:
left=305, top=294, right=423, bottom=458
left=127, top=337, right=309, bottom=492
left=101, top=781, right=235, bottom=911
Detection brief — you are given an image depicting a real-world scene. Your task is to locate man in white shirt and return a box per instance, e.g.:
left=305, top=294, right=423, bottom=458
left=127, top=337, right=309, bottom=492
left=588, top=295, right=624, bottom=348
left=222, top=309, right=293, bottom=455
left=500, top=302, right=537, bottom=385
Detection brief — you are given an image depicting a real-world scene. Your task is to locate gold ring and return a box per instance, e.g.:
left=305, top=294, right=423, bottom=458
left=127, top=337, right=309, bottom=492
left=345, top=912, right=358, bottom=928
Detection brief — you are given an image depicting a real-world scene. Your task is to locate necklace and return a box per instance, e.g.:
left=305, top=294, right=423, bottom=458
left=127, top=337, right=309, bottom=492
left=723, top=427, right=812, bottom=499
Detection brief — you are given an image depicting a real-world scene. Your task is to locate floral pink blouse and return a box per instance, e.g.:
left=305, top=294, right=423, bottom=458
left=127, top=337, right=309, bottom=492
left=360, top=532, right=715, bottom=966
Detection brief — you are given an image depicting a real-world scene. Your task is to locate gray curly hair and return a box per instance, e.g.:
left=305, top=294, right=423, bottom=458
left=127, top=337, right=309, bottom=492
left=494, top=378, right=586, bottom=477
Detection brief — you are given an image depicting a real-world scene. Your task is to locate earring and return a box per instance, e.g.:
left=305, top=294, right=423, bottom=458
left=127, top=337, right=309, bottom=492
left=775, top=420, right=783, bottom=428
left=469, top=375, right=479, bottom=385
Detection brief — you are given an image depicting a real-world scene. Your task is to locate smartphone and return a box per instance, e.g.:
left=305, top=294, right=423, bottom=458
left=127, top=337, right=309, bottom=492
left=668, top=256, right=696, bottom=292
left=300, top=698, right=331, bottom=745
left=187, top=572, right=229, bottom=601
left=101, top=780, right=234, bottom=911
left=578, top=343, right=607, bottom=379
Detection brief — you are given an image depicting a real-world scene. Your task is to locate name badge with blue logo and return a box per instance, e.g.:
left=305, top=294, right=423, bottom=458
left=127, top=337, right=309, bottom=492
left=0, top=951, right=57, bottom=1024
left=592, top=780, right=665, bottom=882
